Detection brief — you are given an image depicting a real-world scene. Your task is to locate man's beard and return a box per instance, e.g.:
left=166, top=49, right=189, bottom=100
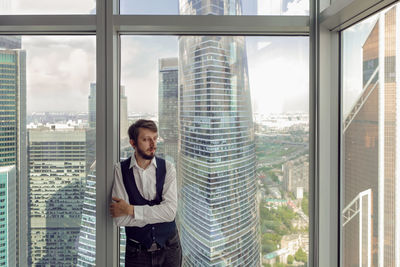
left=136, top=146, right=155, bottom=160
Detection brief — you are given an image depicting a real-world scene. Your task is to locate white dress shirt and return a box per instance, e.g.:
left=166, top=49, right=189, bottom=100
left=112, top=154, right=177, bottom=227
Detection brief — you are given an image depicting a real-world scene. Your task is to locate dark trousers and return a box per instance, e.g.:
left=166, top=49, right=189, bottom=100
left=124, top=233, right=182, bottom=267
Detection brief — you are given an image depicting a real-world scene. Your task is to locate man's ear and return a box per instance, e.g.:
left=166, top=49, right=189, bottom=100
left=129, top=139, right=135, bottom=148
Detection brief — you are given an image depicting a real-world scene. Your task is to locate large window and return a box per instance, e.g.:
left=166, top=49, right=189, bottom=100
left=119, top=35, right=309, bottom=266
left=341, top=2, right=400, bottom=266
left=0, top=35, right=95, bottom=266
left=0, top=0, right=319, bottom=266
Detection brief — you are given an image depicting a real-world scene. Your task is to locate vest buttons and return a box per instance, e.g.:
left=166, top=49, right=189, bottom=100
left=152, top=226, right=155, bottom=230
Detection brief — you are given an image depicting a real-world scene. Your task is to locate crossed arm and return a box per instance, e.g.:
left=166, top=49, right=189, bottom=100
left=110, top=162, right=177, bottom=227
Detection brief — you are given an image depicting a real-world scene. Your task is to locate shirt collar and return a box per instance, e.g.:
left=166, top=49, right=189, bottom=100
left=129, top=151, right=157, bottom=170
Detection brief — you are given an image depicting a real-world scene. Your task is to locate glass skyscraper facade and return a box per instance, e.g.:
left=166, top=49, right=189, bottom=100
left=158, top=57, right=179, bottom=166
left=0, top=166, right=16, bottom=267
left=343, top=4, right=400, bottom=266
left=88, top=83, right=96, bottom=129
left=28, top=128, right=87, bottom=265
left=0, top=36, right=27, bottom=267
left=0, top=48, right=25, bottom=168
left=77, top=164, right=96, bottom=267
left=178, top=1, right=260, bottom=266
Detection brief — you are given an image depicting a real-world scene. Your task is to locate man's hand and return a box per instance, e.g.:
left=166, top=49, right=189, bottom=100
left=110, top=197, right=134, bottom=218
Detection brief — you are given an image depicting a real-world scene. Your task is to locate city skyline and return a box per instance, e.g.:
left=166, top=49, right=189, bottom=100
left=0, top=2, right=311, bottom=266
left=8, top=1, right=309, bottom=115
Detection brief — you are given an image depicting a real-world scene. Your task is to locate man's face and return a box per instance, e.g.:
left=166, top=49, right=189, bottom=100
left=131, top=128, right=158, bottom=160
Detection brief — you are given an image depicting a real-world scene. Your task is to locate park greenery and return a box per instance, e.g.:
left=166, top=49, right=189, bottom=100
left=260, top=203, right=297, bottom=254
left=256, top=129, right=309, bottom=267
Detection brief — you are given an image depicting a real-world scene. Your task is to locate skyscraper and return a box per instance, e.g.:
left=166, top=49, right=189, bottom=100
left=88, top=82, right=96, bottom=129
left=158, top=57, right=179, bottom=165
left=283, top=155, right=309, bottom=197
left=0, top=166, right=16, bottom=267
left=77, top=162, right=96, bottom=267
left=0, top=38, right=27, bottom=266
left=28, top=127, right=87, bottom=265
left=343, top=4, right=399, bottom=266
left=88, top=82, right=128, bottom=141
left=178, top=1, right=260, bottom=266
left=120, top=85, right=129, bottom=141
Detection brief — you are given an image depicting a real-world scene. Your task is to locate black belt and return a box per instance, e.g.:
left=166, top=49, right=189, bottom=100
left=127, top=239, right=161, bottom=252
left=127, top=232, right=178, bottom=253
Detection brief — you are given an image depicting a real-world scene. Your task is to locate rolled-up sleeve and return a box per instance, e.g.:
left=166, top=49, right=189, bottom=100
left=112, top=163, right=144, bottom=227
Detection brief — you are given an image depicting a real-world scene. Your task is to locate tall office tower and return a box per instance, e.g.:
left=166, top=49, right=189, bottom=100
left=28, top=127, right=86, bottom=266
left=0, top=41, right=27, bottom=266
left=158, top=57, right=179, bottom=165
left=88, top=82, right=128, bottom=141
left=86, top=83, right=96, bottom=173
left=0, top=166, right=16, bottom=267
left=120, top=85, right=129, bottom=141
left=343, top=5, right=399, bottom=266
left=283, top=155, right=309, bottom=197
left=88, top=82, right=96, bottom=129
left=178, top=1, right=260, bottom=266
left=77, top=162, right=96, bottom=267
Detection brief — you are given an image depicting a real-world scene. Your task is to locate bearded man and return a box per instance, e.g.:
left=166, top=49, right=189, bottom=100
left=110, top=119, right=181, bottom=267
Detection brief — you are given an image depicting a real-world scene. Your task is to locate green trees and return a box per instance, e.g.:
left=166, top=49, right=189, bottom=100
left=294, top=248, right=308, bottom=263
left=301, top=192, right=309, bottom=216
left=287, top=255, right=294, bottom=264
left=260, top=203, right=297, bottom=253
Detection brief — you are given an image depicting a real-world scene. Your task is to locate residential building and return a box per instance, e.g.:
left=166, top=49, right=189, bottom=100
left=282, top=155, right=309, bottom=198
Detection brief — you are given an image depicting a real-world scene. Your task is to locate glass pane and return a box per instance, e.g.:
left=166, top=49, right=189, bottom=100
left=0, top=35, right=96, bottom=266
left=0, top=0, right=95, bottom=14
left=120, top=0, right=309, bottom=16
left=341, top=3, right=399, bottom=266
left=119, top=35, right=309, bottom=266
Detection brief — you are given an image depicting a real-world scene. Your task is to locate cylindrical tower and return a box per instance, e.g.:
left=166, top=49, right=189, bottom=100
left=178, top=1, right=260, bottom=266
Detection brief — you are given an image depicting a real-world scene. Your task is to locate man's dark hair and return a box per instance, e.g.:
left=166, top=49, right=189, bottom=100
left=128, top=119, right=158, bottom=144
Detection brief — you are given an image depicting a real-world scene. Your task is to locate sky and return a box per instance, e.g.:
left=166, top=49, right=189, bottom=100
left=2, top=0, right=310, bottom=114
left=120, top=36, right=309, bottom=115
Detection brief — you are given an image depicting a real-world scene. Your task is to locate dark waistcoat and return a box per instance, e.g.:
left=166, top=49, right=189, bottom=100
left=121, top=156, right=177, bottom=249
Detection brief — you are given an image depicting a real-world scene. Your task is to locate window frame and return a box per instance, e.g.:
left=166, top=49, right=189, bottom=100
left=319, top=0, right=398, bottom=266
left=5, top=0, right=390, bottom=265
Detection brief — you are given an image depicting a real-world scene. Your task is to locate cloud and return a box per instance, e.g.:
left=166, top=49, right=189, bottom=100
left=20, top=35, right=308, bottom=115
left=284, top=0, right=309, bottom=15
left=247, top=37, right=309, bottom=114
left=257, top=0, right=283, bottom=15
left=121, top=36, right=178, bottom=114
left=7, top=0, right=95, bottom=14
left=22, top=36, right=96, bottom=112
